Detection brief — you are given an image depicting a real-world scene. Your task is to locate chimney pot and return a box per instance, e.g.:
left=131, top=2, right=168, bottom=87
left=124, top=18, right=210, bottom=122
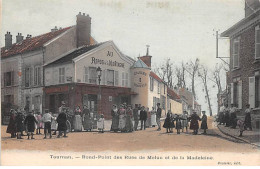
left=83, top=13, right=85, bottom=15
left=5, top=31, right=12, bottom=49
left=76, top=12, right=91, bottom=47
left=16, top=32, right=24, bottom=43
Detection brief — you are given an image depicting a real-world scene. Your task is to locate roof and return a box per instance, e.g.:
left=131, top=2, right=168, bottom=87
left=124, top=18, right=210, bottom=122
left=179, top=87, right=194, bottom=106
left=221, top=9, right=260, bottom=37
left=132, top=58, right=150, bottom=69
left=1, top=27, right=72, bottom=58
left=45, top=42, right=105, bottom=66
left=167, top=87, right=180, bottom=100
left=150, top=71, right=163, bottom=83
left=194, top=101, right=200, bottom=106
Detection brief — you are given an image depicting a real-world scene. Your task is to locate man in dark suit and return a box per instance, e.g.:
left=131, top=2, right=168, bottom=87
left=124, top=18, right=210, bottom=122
left=156, top=103, right=162, bottom=131
left=140, top=106, right=147, bottom=130
left=133, top=104, right=139, bottom=131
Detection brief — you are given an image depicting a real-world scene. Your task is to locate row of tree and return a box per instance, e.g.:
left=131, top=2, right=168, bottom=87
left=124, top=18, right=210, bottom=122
left=154, top=58, right=227, bottom=116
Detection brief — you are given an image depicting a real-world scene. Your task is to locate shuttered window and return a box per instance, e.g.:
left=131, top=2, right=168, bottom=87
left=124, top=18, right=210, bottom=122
left=157, top=81, right=160, bottom=94
left=150, top=77, right=154, bottom=91
left=102, top=69, right=106, bottom=85
left=34, top=66, right=41, bottom=86
left=255, top=26, right=260, bottom=59
left=249, top=77, right=255, bottom=108
left=84, top=67, right=89, bottom=83
left=89, top=67, right=97, bottom=84
left=115, top=71, right=119, bottom=86
left=59, top=67, right=65, bottom=84
left=122, top=72, right=125, bottom=87
left=107, top=70, right=114, bottom=86
left=256, top=76, right=260, bottom=108
left=238, top=80, right=242, bottom=109
left=4, top=71, right=14, bottom=87
left=25, top=67, right=31, bottom=87
left=125, top=72, right=128, bottom=87
left=233, top=38, right=240, bottom=68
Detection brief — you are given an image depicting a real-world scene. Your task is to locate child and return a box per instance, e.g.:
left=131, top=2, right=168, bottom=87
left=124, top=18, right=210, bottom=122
left=201, top=111, right=208, bottom=134
left=163, top=111, right=172, bottom=133
left=36, top=112, right=43, bottom=135
left=97, top=114, right=105, bottom=133
left=169, top=113, right=175, bottom=133
left=244, top=104, right=252, bottom=131
left=15, top=111, right=24, bottom=139
left=24, top=112, right=38, bottom=139
left=237, top=119, right=245, bottom=137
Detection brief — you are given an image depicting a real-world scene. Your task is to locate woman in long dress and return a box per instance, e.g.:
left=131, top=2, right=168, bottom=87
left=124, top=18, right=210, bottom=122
left=125, top=105, right=133, bottom=132
left=110, top=105, right=119, bottom=132
left=150, top=107, right=157, bottom=127
left=189, top=112, right=201, bottom=135
left=118, top=104, right=127, bottom=132
left=73, top=106, right=82, bottom=132
left=6, top=109, right=17, bottom=138
left=82, top=106, right=92, bottom=131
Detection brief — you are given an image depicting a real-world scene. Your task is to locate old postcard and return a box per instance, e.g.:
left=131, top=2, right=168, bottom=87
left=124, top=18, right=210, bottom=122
left=1, top=0, right=260, bottom=166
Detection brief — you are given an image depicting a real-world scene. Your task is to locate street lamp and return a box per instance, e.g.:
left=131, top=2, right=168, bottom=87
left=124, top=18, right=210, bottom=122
left=96, top=67, right=102, bottom=114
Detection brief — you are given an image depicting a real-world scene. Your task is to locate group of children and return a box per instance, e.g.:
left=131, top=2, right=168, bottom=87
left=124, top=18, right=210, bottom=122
left=163, top=111, right=208, bottom=135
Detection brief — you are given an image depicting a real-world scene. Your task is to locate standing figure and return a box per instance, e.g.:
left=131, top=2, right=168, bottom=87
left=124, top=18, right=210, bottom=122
left=145, top=107, right=151, bottom=128
left=169, top=112, right=175, bottom=133
left=163, top=111, right=172, bottom=133
left=6, top=109, right=17, bottom=138
left=156, top=103, right=162, bottom=131
left=237, top=119, right=245, bottom=137
left=97, top=114, right=105, bottom=133
left=201, top=111, right=208, bottom=134
left=110, top=105, right=119, bottom=132
left=244, top=104, right=252, bottom=131
left=175, top=114, right=183, bottom=134
left=230, top=104, right=237, bottom=129
left=82, top=105, right=92, bottom=131
left=56, top=110, right=68, bottom=138
left=24, top=112, right=38, bottom=139
left=42, top=109, right=53, bottom=139
left=73, top=106, right=82, bottom=132
left=133, top=104, right=139, bottom=131
left=125, top=105, right=134, bottom=132
left=118, top=104, right=127, bottom=132
left=189, top=112, right=201, bottom=135
left=218, top=104, right=225, bottom=125
left=59, top=101, right=66, bottom=113
left=150, top=107, right=157, bottom=127
left=51, top=113, right=58, bottom=135
left=15, top=111, right=24, bottom=139
left=181, top=111, right=189, bottom=133
left=140, top=106, right=147, bottom=130
left=36, top=112, right=43, bottom=135
left=224, top=104, right=230, bottom=127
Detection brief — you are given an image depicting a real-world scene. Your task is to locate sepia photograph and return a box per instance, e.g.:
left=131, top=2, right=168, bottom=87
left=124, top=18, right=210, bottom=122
left=1, top=0, right=260, bottom=166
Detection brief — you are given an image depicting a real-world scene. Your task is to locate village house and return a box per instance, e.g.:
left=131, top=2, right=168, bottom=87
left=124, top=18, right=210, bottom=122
left=1, top=12, right=95, bottom=122
left=221, top=0, right=260, bottom=129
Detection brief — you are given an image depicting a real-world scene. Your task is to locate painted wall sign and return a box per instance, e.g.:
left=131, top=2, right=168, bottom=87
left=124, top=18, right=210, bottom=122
left=134, top=71, right=147, bottom=76
left=134, top=83, right=147, bottom=87
left=91, top=57, right=124, bottom=68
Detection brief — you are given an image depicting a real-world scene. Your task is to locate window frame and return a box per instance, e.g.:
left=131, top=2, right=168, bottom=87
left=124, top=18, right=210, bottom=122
left=34, top=66, right=41, bottom=86
left=58, top=67, right=65, bottom=84
left=25, top=67, right=31, bottom=88
left=89, top=67, right=97, bottom=84
left=232, top=37, right=240, bottom=69
left=150, top=76, right=154, bottom=91
left=255, top=25, right=260, bottom=60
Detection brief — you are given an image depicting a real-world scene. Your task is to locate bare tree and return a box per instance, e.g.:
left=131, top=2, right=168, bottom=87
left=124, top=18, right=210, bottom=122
left=185, top=58, right=200, bottom=100
left=175, top=61, right=186, bottom=88
left=154, top=58, right=174, bottom=88
left=212, top=63, right=223, bottom=94
left=198, top=65, right=213, bottom=116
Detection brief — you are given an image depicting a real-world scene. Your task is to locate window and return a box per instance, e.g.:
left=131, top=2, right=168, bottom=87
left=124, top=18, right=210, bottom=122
left=25, top=67, right=31, bottom=87
left=150, top=77, right=154, bottom=91
left=231, top=80, right=242, bottom=108
left=89, top=67, right=97, bottom=84
left=34, top=66, right=41, bottom=86
left=107, top=70, right=114, bottom=86
left=256, top=76, right=260, bottom=107
left=59, top=67, right=65, bottom=83
left=157, top=81, right=160, bottom=94
left=232, top=38, right=240, bottom=68
left=84, top=67, right=89, bottom=83
left=4, top=95, right=14, bottom=105
left=122, top=72, right=128, bottom=87
left=160, top=95, right=166, bottom=110
left=255, top=26, right=260, bottom=59
left=4, top=71, right=14, bottom=87
left=115, top=71, right=119, bottom=86
left=33, top=95, right=41, bottom=112
left=164, top=84, right=166, bottom=94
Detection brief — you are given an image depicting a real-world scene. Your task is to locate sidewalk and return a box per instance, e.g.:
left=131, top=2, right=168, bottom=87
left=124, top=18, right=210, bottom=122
left=217, top=124, right=260, bottom=147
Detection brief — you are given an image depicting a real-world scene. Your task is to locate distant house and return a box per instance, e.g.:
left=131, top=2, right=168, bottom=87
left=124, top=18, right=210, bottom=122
left=221, top=0, right=260, bottom=129
left=167, top=87, right=182, bottom=115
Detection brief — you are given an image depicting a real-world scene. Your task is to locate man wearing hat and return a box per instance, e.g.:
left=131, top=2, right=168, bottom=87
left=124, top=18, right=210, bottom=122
left=140, top=106, right=147, bottom=130
left=56, top=108, right=68, bottom=138
left=189, top=111, right=201, bottom=135
left=59, top=101, right=66, bottom=114
left=156, top=103, right=162, bottom=131
left=15, top=111, right=24, bottom=139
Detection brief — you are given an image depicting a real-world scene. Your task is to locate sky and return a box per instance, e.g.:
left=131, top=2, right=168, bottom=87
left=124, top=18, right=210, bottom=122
left=1, top=0, right=245, bottom=115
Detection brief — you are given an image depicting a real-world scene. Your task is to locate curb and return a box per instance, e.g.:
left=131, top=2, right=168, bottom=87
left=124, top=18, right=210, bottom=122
left=217, top=125, right=260, bottom=148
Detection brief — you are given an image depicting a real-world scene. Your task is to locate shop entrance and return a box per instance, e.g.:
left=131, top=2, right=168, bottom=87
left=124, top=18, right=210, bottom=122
left=83, top=94, right=97, bottom=113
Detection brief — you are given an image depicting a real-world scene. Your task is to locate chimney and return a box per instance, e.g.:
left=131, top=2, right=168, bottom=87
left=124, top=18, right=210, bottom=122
left=245, top=0, right=260, bottom=17
left=76, top=12, right=91, bottom=47
left=5, top=32, right=12, bottom=49
left=51, top=26, right=58, bottom=32
left=26, top=34, right=32, bottom=39
left=16, top=33, right=24, bottom=43
left=138, top=45, right=152, bottom=68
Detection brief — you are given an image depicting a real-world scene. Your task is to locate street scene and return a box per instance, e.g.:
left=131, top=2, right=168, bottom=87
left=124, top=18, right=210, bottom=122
left=1, top=0, right=260, bottom=166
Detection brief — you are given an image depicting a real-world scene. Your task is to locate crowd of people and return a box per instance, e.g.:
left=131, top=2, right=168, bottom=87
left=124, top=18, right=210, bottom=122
left=217, top=103, right=253, bottom=137
left=6, top=101, right=209, bottom=140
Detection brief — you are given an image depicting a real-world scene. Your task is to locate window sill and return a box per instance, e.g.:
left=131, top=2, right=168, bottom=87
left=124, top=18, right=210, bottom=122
left=253, top=59, right=260, bottom=64
left=231, top=67, right=240, bottom=71
left=253, top=107, right=260, bottom=111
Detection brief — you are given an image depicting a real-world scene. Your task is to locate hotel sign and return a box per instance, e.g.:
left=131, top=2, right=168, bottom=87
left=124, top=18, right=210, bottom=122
left=91, top=57, right=124, bottom=68
left=134, top=71, right=147, bottom=88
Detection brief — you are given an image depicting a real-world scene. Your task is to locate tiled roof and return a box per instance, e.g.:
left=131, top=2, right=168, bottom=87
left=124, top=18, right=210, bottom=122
left=45, top=42, right=105, bottom=66
left=150, top=71, right=163, bottom=82
left=1, top=27, right=72, bottom=58
left=167, top=87, right=180, bottom=100
left=132, top=59, right=150, bottom=69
